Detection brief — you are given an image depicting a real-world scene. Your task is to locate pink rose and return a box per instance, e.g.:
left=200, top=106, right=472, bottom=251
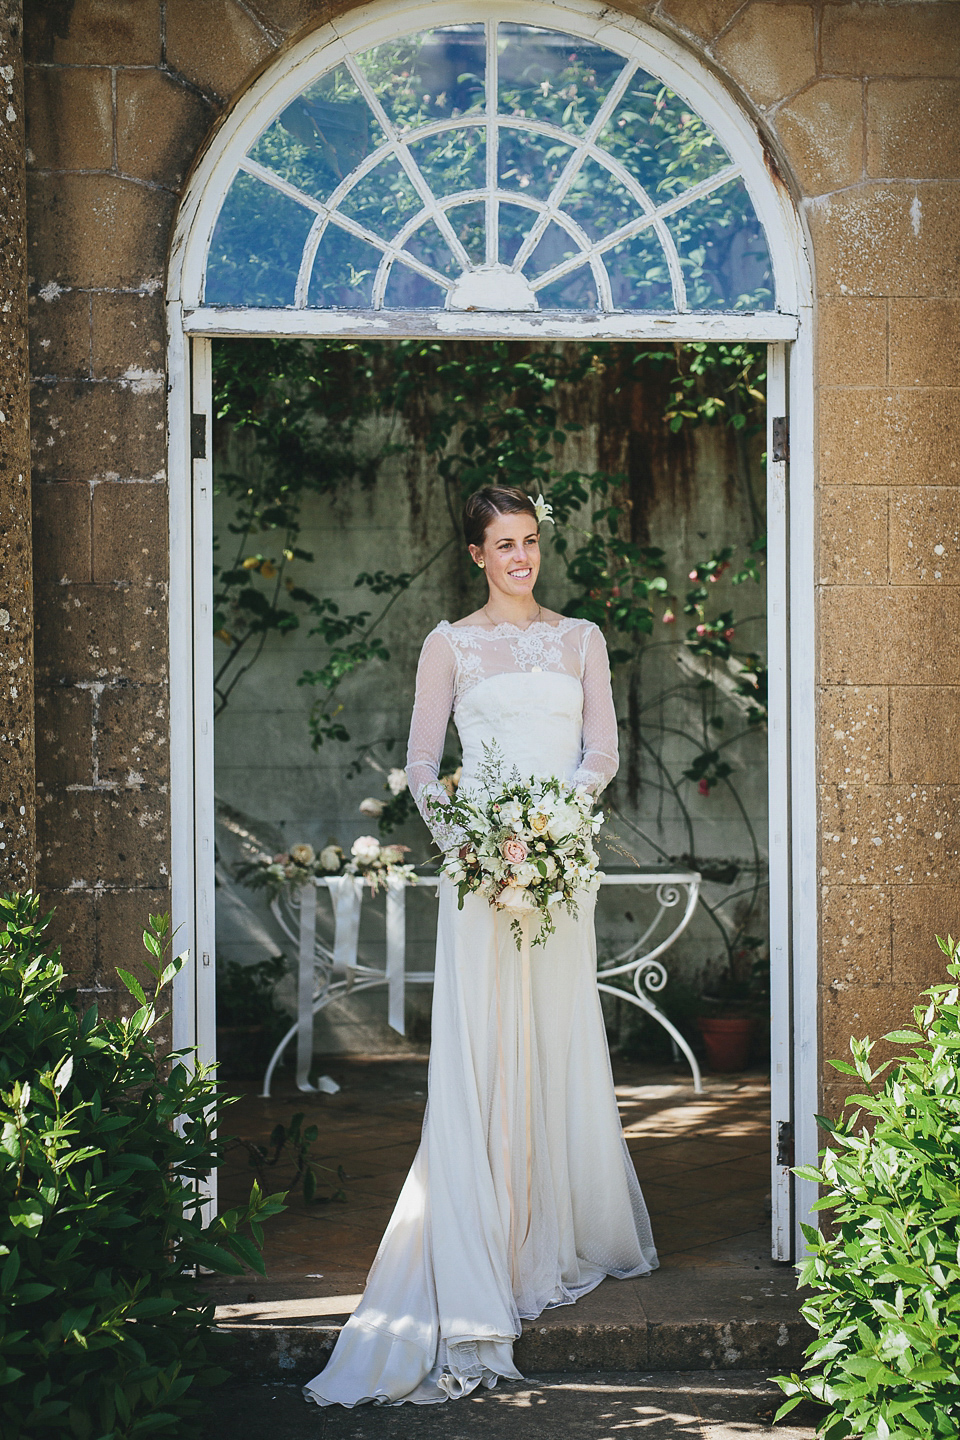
left=501, top=838, right=529, bottom=865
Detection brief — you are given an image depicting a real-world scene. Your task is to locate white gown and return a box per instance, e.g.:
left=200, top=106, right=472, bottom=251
left=304, top=618, right=658, bottom=1408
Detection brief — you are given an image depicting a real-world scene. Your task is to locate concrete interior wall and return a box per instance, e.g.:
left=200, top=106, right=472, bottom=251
left=211, top=342, right=768, bottom=1055
left=17, top=0, right=960, bottom=1108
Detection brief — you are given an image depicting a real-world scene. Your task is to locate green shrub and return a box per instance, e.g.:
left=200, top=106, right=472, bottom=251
left=0, top=893, right=285, bottom=1439
left=775, top=934, right=960, bottom=1438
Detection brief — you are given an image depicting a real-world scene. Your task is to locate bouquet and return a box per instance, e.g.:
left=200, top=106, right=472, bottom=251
left=429, top=745, right=603, bottom=948
left=238, top=837, right=416, bottom=898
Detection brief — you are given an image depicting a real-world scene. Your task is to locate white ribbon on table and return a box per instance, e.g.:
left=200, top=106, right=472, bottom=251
left=295, top=882, right=318, bottom=1091
left=385, top=875, right=407, bottom=1037
left=327, top=874, right=407, bottom=1035
left=328, top=874, right=364, bottom=978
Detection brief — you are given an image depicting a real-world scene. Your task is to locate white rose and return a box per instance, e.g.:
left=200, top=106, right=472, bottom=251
left=387, top=767, right=408, bottom=795
left=290, top=843, right=315, bottom=866
left=546, top=802, right=581, bottom=843
left=318, top=845, right=342, bottom=873
left=513, top=862, right=539, bottom=888
left=359, top=796, right=386, bottom=818
left=497, top=884, right=537, bottom=912
left=540, top=854, right=558, bottom=879
left=351, top=834, right=381, bottom=865
left=498, top=799, right=524, bottom=830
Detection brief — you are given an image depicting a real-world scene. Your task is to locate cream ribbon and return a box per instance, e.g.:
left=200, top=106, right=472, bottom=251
left=328, top=874, right=364, bottom=980
left=295, top=881, right=318, bottom=1092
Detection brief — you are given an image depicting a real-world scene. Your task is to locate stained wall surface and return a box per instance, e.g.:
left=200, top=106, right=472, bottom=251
left=20, top=1, right=960, bottom=1094
left=0, top=0, right=35, bottom=894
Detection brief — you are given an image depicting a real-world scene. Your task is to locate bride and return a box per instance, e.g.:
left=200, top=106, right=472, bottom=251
left=304, top=485, right=658, bottom=1409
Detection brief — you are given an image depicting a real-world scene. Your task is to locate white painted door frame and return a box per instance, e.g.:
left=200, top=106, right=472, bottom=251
left=164, top=0, right=818, bottom=1261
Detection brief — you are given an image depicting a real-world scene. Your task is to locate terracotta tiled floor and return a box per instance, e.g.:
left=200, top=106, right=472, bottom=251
left=217, top=1057, right=772, bottom=1295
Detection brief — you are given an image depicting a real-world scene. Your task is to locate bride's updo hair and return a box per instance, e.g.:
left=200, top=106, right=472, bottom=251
left=463, top=486, right=538, bottom=549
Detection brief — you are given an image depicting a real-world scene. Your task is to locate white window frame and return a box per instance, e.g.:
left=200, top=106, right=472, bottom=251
left=166, top=0, right=817, bottom=1261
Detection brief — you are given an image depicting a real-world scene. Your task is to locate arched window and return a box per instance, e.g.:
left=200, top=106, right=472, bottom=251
left=200, top=21, right=777, bottom=317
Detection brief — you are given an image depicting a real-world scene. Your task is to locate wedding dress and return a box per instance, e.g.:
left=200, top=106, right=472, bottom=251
left=304, top=617, right=658, bottom=1409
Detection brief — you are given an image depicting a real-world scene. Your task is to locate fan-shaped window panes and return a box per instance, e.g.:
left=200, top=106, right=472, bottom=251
left=203, top=22, right=775, bottom=314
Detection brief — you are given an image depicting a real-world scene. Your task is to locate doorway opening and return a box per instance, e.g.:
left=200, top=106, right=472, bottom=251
left=208, top=333, right=776, bottom=1288
left=166, top=4, right=816, bottom=1264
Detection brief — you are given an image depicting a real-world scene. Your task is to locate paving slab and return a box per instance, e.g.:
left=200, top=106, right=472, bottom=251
left=209, top=1061, right=809, bottom=1382
left=202, top=1371, right=822, bottom=1439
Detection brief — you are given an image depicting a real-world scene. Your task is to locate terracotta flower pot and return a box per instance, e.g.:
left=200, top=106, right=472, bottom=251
left=697, top=1015, right=756, bottom=1073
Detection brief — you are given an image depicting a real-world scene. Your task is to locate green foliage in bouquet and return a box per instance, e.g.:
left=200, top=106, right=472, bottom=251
left=774, top=934, right=960, bottom=1439
left=0, top=893, right=285, bottom=1440
left=435, top=744, right=602, bottom=949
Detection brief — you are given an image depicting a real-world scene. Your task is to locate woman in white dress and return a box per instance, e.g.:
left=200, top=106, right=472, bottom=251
left=304, top=485, right=658, bottom=1409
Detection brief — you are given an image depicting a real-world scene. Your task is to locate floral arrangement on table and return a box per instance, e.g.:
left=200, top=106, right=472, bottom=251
left=238, top=836, right=415, bottom=898
left=429, top=745, right=603, bottom=948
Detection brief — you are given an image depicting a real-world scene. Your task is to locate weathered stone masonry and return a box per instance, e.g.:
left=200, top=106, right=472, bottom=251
left=9, top=0, right=960, bottom=1097
left=0, top=1, right=35, bottom=894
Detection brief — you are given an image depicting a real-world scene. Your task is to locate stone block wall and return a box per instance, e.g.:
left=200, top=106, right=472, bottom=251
left=17, top=0, right=960, bottom=1090
left=0, top=1, right=35, bottom=894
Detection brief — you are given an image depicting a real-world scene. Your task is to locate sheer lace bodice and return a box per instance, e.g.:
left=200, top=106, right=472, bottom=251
left=406, top=618, right=618, bottom=846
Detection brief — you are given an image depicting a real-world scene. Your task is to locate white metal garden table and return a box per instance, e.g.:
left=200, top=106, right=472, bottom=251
left=260, top=868, right=702, bottom=1098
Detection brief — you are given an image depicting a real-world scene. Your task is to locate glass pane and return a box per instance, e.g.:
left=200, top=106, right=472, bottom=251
left=205, top=171, right=315, bottom=306
left=403, top=219, right=456, bottom=279
left=446, top=201, right=486, bottom=265
left=606, top=230, right=674, bottom=310
left=559, top=156, right=644, bottom=241
left=535, top=265, right=598, bottom=310
left=408, top=125, right=486, bottom=197
left=337, top=155, right=421, bottom=241
left=354, top=26, right=485, bottom=133
left=247, top=66, right=384, bottom=202
left=382, top=261, right=447, bottom=308
left=307, top=225, right=383, bottom=308
left=523, top=220, right=582, bottom=278
left=498, top=25, right=627, bottom=137
left=498, top=201, right=537, bottom=266
left=497, top=127, right=573, bottom=200
left=665, top=177, right=774, bottom=310
left=599, top=71, right=732, bottom=202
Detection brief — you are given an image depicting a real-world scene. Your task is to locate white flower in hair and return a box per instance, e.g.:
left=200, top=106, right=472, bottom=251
left=533, top=493, right=554, bottom=525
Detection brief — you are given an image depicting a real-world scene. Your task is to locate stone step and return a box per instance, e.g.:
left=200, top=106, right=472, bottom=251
left=210, top=1265, right=810, bottom=1383
left=216, top=1314, right=808, bottom=1383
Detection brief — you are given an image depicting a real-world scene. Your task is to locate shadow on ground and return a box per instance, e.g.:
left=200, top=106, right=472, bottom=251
left=203, top=1371, right=824, bottom=1439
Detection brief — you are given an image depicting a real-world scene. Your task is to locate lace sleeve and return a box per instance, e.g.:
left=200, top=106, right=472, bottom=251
left=405, top=628, right=463, bottom=850
left=573, top=624, right=619, bottom=796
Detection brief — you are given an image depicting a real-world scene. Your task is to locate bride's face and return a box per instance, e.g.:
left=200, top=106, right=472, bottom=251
left=470, top=512, right=541, bottom=600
